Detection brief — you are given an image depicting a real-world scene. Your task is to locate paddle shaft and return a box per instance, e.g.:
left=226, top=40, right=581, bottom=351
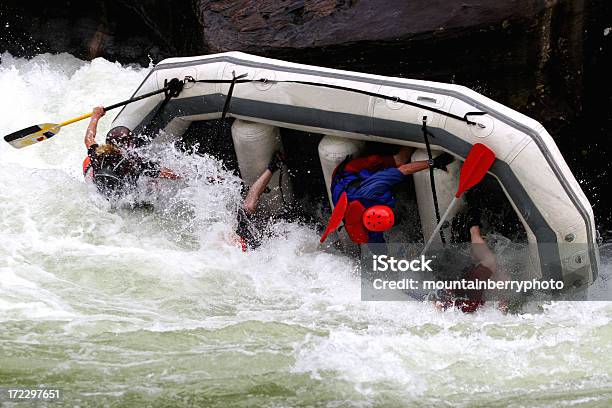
left=59, top=86, right=172, bottom=129
left=421, top=196, right=460, bottom=255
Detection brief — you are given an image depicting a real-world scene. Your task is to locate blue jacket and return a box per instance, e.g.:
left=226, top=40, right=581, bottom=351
left=331, top=167, right=405, bottom=243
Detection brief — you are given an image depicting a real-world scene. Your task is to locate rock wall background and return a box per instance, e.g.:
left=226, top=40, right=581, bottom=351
left=0, top=0, right=611, bottom=235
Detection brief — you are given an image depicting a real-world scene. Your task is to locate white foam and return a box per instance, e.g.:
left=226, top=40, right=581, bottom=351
left=0, top=53, right=611, bottom=403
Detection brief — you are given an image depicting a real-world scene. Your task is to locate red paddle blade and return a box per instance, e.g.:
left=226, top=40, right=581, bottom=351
left=320, top=192, right=348, bottom=243
left=456, top=143, right=496, bottom=198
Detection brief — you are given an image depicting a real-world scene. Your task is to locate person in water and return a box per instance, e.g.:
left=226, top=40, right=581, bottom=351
left=235, top=152, right=286, bottom=250
left=83, top=106, right=178, bottom=199
left=320, top=147, right=455, bottom=245
left=431, top=202, right=510, bottom=313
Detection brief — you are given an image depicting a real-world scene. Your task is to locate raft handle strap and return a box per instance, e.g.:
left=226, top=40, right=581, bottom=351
left=215, top=71, right=248, bottom=140
left=464, top=111, right=487, bottom=127
left=422, top=116, right=446, bottom=245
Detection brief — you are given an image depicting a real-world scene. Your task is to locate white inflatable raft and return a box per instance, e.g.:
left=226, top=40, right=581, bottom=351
left=112, top=51, right=599, bottom=287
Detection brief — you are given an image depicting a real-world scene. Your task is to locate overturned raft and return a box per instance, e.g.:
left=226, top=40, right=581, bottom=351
left=112, top=51, right=599, bottom=287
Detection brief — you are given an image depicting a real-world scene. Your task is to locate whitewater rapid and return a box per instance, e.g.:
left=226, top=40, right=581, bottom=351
left=0, top=53, right=611, bottom=407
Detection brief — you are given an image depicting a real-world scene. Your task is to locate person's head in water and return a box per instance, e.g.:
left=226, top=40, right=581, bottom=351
left=106, top=126, right=134, bottom=149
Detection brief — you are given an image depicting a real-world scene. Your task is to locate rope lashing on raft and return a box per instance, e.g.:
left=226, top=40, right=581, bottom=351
left=186, top=76, right=488, bottom=126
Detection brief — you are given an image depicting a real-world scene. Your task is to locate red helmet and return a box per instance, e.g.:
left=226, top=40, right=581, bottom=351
left=362, top=205, right=395, bottom=232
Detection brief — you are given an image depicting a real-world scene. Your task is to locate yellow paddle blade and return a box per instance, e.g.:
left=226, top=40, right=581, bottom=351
left=3, top=123, right=61, bottom=149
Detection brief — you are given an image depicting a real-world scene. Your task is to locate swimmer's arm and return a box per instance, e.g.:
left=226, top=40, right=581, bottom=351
left=393, top=146, right=415, bottom=166
left=397, top=160, right=429, bottom=175
left=85, top=106, right=105, bottom=149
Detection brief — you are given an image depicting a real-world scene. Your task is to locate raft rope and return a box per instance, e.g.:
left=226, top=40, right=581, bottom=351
left=422, top=117, right=446, bottom=245
left=188, top=76, right=487, bottom=125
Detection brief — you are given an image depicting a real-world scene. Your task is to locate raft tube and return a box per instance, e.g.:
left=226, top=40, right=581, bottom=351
left=111, top=51, right=599, bottom=287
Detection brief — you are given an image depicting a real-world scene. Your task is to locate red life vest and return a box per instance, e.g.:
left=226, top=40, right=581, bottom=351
left=82, top=156, right=93, bottom=181
left=343, top=200, right=370, bottom=244
left=320, top=191, right=370, bottom=244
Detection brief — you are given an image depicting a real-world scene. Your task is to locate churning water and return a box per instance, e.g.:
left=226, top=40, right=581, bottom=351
left=0, top=53, right=611, bottom=407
